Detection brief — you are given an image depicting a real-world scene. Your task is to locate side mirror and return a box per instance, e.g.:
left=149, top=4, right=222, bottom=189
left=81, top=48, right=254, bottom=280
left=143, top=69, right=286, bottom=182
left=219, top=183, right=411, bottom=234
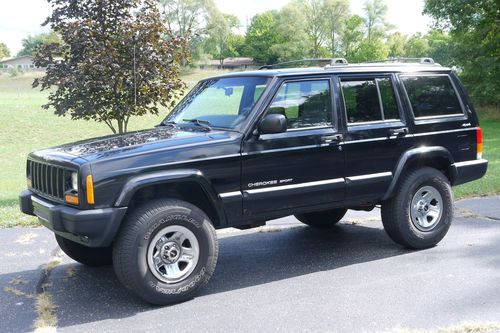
left=258, top=114, right=287, bottom=135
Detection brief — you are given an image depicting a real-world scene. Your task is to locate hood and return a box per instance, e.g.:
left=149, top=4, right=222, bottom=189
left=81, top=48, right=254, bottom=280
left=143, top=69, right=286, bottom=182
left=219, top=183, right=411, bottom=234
left=33, top=126, right=236, bottom=163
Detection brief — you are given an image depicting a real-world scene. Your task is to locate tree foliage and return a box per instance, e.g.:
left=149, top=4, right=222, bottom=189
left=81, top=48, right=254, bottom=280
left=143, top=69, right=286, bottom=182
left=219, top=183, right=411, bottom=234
left=33, top=0, right=187, bottom=134
left=424, top=0, right=499, bottom=105
left=17, top=32, right=61, bottom=57
left=323, top=0, right=350, bottom=56
left=339, top=14, right=365, bottom=59
left=0, top=42, right=10, bottom=59
left=363, top=0, right=392, bottom=42
left=159, top=0, right=215, bottom=61
left=204, top=13, right=240, bottom=65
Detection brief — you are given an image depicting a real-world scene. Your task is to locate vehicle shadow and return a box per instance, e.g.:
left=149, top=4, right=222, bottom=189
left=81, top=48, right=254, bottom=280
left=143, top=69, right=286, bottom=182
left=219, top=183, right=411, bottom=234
left=3, top=222, right=413, bottom=329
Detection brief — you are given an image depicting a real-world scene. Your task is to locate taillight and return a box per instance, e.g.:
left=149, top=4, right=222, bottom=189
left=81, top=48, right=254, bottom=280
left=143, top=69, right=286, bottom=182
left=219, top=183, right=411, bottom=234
left=476, top=127, right=483, bottom=159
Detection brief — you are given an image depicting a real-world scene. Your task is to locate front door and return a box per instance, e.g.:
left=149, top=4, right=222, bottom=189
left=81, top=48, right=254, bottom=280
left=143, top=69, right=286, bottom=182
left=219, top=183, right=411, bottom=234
left=241, top=77, right=345, bottom=217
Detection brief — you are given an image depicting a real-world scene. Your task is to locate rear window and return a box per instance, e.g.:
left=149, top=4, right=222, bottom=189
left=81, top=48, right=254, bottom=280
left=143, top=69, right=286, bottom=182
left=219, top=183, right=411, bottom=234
left=340, top=77, right=400, bottom=124
left=400, top=75, right=464, bottom=118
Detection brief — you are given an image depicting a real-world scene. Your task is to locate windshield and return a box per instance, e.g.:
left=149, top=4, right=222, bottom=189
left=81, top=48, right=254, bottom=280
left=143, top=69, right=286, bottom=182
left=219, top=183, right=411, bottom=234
left=165, top=76, right=270, bottom=130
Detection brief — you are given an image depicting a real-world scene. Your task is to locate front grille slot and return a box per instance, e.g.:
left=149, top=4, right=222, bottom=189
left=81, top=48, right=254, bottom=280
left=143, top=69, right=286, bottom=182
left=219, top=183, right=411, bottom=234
left=27, top=160, right=70, bottom=202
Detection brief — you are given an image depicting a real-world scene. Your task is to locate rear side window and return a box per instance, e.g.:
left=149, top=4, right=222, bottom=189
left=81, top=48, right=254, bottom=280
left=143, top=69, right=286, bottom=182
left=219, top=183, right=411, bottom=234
left=400, top=75, right=463, bottom=118
left=340, top=77, right=400, bottom=124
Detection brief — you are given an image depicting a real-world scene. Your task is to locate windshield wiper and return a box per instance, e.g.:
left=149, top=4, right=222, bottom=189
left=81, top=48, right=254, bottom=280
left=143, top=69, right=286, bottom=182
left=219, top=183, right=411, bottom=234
left=182, top=119, right=212, bottom=131
left=156, top=121, right=177, bottom=128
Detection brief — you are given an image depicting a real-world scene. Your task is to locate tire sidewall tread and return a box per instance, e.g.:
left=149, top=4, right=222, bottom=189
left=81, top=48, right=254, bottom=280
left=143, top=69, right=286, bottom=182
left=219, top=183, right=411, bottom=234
left=381, top=167, right=453, bottom=249
left=113, top=199, right=218, bottom=305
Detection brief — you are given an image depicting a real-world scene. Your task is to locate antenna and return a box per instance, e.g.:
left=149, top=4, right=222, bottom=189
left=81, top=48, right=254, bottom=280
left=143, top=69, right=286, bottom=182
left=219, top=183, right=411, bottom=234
left=133, top=41, right=137, bottom=111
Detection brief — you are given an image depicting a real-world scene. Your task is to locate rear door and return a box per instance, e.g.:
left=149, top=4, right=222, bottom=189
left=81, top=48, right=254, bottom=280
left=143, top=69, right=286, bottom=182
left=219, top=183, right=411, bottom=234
left=241, top=77, right=345, bottom=216
left=398, top=73, right=476, bottom=162
left=337, top=73, right=414, bottom=200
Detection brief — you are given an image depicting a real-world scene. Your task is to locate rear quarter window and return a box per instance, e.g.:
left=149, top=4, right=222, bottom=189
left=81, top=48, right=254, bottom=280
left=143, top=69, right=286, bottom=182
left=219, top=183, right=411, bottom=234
left=400, top=75, right=464, bottom=119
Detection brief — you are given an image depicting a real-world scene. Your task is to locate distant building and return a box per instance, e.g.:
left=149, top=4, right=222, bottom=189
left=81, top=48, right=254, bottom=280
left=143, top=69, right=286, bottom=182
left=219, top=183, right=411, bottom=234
left=199, top=57, right=255, bottom=70
left=0, top=56, right=41, bottom=71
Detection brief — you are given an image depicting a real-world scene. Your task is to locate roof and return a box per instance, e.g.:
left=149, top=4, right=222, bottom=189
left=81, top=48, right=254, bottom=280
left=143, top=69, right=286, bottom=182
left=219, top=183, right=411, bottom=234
left=0, top=55, right=34, bottom=63
left=204, top=63, right=452, bottom=80
left=205, top=57, right=254, bottom=66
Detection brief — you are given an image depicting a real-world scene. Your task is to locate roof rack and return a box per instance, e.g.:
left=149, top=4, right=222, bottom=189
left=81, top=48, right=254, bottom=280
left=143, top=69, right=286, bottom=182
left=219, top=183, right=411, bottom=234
left=259, top=58, right=348, bottom=70
left=365, top=57, right=436, bottom=64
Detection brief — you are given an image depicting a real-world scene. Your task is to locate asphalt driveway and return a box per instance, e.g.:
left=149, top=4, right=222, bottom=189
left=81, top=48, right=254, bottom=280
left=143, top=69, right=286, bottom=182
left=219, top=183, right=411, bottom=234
left=1, top=196, right=499, bottom=333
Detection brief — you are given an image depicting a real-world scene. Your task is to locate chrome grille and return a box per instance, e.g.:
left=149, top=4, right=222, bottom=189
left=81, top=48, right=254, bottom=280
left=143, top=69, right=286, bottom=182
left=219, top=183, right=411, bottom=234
left=27, top=160, right=71, bottom=201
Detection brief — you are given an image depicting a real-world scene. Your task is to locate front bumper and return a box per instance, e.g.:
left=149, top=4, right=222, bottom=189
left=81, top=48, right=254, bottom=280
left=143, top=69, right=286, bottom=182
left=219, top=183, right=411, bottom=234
left=20, top=190, right=127, bottom=247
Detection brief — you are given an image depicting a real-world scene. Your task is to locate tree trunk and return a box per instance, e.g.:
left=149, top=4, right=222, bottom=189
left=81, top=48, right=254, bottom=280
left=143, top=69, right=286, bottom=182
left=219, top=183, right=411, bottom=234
left=117, top=119, right=124, bottom=134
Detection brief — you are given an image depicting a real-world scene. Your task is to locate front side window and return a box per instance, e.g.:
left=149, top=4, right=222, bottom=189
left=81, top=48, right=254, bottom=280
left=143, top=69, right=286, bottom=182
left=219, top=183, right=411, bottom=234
left=401, top=75, right=463, bottom=118
left=166, top=76, right=270, bottom=129
left=266, top=79, right=332, bottom=129
left=340, top=77, right=400, bottom=124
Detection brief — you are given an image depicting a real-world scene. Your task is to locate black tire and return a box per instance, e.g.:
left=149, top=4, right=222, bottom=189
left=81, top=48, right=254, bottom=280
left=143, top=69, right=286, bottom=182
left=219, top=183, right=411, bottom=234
left=55, top=235, right=113, bottom=266
left=295, top=208, right=348, bottom=229
left=381, top=167, right=453, bottom=249
left=113, top=199, right=218, bottom=305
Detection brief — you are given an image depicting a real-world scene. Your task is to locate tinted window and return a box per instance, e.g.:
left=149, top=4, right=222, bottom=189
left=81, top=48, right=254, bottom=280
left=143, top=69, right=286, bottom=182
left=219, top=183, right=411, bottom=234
left=401, top=75, right=463, bottom=118
left=267, top=80, right=332, bottom=129
left=341, top=78, right=400, bottom=124
left=378, top=78, right=399, bottom=120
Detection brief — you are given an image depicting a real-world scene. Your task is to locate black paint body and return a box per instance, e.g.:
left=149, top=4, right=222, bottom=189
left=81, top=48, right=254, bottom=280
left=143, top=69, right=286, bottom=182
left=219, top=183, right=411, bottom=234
left=19, top=64, right=488, bottom=247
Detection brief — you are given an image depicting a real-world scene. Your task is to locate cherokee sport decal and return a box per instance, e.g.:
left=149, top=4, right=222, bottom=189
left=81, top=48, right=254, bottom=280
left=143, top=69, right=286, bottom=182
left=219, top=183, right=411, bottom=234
left=248, top=178, right=293, bottom=188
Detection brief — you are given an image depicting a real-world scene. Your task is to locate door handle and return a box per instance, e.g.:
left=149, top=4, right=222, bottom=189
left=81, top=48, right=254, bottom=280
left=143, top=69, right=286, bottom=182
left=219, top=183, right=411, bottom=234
left=389, top=127, right=408, bottom=137
left=322, top=134, right=343, bottom=143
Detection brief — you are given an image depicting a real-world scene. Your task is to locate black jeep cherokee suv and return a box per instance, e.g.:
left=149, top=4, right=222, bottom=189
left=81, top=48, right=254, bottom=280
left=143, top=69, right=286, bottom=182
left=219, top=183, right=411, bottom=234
left=20, top=58, right=488, bottom=304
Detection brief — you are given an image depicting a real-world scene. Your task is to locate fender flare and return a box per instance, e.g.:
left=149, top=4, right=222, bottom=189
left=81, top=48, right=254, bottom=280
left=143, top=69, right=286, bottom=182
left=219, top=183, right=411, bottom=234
left=114, top=169, right=227, bottom=226
left=382, top=146, right=457, bottom=200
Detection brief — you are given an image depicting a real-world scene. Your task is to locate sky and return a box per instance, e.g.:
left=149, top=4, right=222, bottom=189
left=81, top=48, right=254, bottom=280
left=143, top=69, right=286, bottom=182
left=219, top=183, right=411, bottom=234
left=0, top=0, right=431, bottom=56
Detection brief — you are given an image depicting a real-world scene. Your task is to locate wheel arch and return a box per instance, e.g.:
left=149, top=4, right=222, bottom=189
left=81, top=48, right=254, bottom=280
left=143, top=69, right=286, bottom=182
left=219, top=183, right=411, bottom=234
left=115, top=169, right=227, bottom=227
left=383, top=146, right=457, bottom=200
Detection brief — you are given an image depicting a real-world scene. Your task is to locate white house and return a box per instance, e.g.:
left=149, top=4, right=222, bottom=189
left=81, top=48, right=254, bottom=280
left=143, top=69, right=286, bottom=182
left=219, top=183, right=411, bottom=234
left=0, top=55, right=39, bottom=71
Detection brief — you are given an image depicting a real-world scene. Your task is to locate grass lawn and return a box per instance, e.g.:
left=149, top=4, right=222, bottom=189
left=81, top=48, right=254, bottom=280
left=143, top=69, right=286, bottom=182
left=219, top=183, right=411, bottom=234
left=0, top=71, right=498, bottom=227
left=0, top=69, right=226, bottom=227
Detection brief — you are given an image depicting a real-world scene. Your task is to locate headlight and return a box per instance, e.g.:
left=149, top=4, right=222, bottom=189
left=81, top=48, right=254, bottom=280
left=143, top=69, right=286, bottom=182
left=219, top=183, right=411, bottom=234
left=71, top=172, right=78, bottom=191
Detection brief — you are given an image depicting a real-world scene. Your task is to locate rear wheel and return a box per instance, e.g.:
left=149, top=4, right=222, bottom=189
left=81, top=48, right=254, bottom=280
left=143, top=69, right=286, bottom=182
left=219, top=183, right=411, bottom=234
left=381, top=167, right=453, bottom=249
left=55, top=235, right=112, bottom=266
left=295, top=208, right=348, bottom=229
left=113, top=199, right=218, bottom=305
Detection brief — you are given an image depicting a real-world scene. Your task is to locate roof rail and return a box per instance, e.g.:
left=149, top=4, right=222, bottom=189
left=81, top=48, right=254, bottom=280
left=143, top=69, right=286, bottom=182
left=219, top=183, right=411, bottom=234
left=259, top=58, right=348, bottom=70
left=366, top=57, right=436, bottom=64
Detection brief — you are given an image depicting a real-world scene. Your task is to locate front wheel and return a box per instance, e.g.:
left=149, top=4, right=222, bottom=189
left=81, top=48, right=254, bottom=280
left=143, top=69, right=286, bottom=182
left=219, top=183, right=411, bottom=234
left=113, top=199, right=218, bottom=305
left=381, top=167, right=453, bottom=249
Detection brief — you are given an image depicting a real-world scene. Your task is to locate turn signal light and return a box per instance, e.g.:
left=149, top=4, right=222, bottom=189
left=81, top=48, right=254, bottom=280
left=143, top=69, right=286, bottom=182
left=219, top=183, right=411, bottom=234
left=86, top=175, right=95, bottom=205
left=65, top=194, right=79, bottom=205
left=476, top=128, right=483, bottom=159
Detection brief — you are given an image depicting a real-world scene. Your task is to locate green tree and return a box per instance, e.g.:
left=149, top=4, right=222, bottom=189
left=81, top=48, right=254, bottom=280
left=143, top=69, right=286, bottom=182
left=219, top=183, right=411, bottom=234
left=352, top=38, right=389, bottom=62
left=363, top=0, right=392, bottom=41
left=269, top=3, right=311, bottom=62
left=404, top=33, right=430, bottom=58
left=33, top=0, right=187, bottom=134
left=424, top=0, right=499, bottom=105
left=339, top=15, right=365, bottom=60
left=425, top=30, right=455, bottom=66
left=323, top=0, right=350, bottom=56
left=300, top=0, right=328, bottom=57
left=205, top=13, right=240, bottom=66
left=244, top=11, right=283, bottom=64
left=17, top=32, right=61, bottom=57
left=0, top=42, right=10, bottom=59
left=159, top=0, right=215, bottom=62
left=387, top=32, right=407, bottom=58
